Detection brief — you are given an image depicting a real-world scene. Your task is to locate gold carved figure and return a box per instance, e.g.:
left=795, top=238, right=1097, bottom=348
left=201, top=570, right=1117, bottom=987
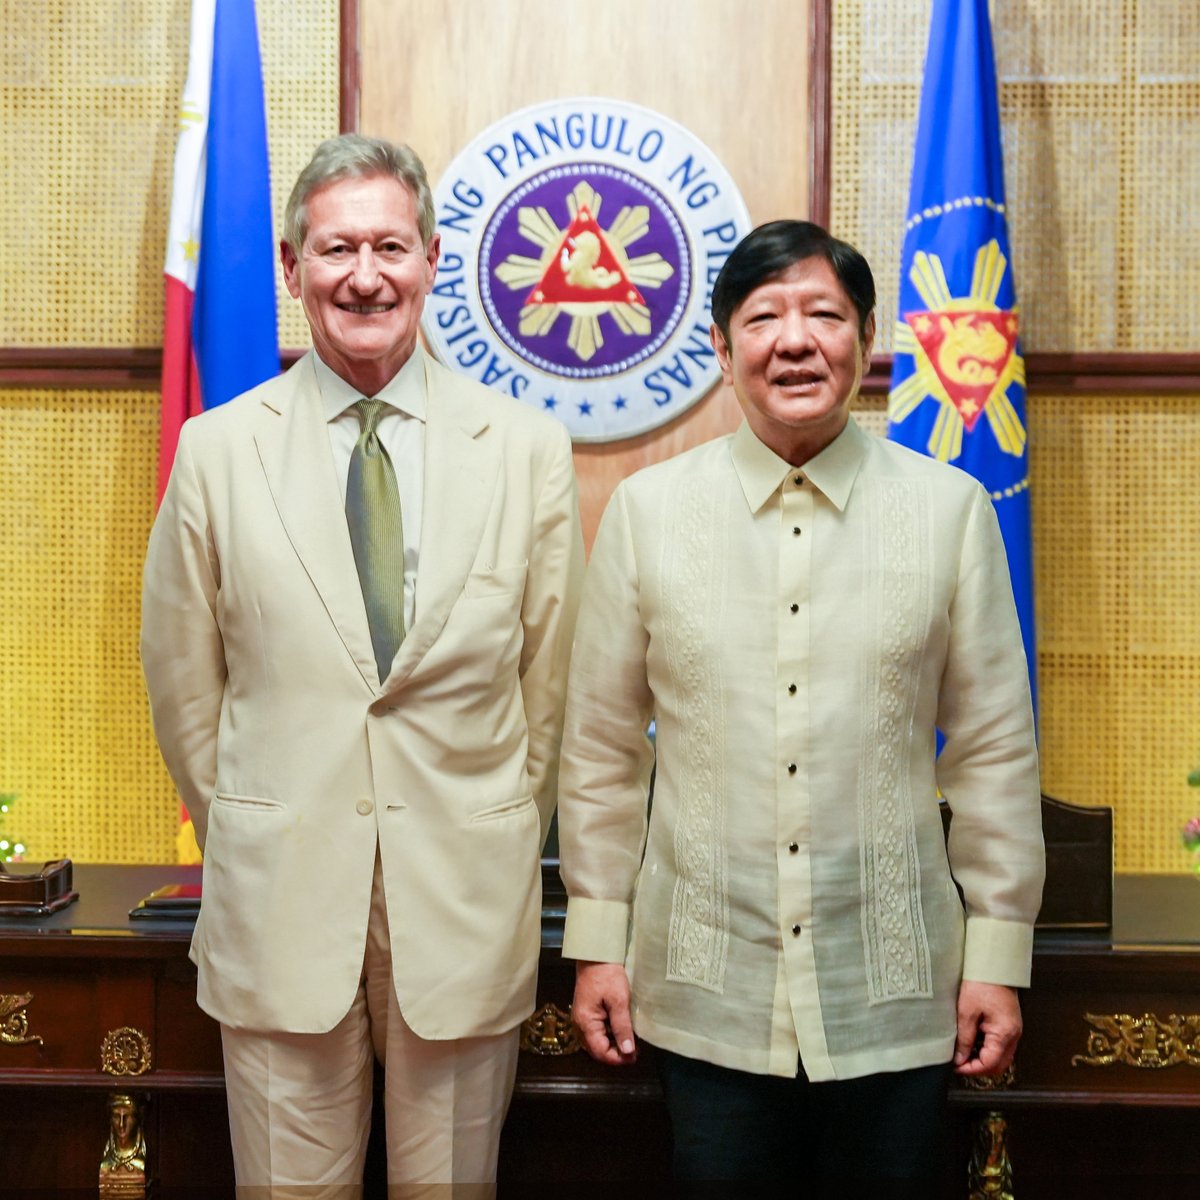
left=968, top=1110, right=1013, bottom=1200
left=99, top=1091, right=148, bottom=1198
left=962, top=1062, right=1016, bottom=1091
left=100, top=1026, right=152, bottom=1076
left=0, top=993, right=44, bottom=1046
left=519, top=1002, right=581, bottom=1055
left=1072, top=1012, right=1200, bottom=1069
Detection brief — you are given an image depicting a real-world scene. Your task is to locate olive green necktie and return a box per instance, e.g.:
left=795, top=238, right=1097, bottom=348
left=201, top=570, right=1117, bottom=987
left=346, top=398, right=405, bottom=683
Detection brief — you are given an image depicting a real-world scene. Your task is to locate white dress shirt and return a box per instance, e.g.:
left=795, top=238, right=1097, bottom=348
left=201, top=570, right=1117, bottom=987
left=313, top=351, right=425, bottom=633
left=558, top=417, right=1044, bottom=1082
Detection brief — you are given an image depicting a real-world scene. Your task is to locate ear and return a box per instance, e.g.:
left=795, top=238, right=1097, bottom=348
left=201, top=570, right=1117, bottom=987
left=280, top=240, right=301, bottom=299
left=423, top=232, right=441, bottom=293
left=861, top=311, right=876, bottom=373
left=710, top=323, right=735, bottom=387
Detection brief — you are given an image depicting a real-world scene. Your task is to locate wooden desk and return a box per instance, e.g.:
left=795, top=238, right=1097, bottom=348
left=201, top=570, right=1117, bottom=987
left=953, top=876, right=1200, bottom=1199
left=2, top=868, right=1198, bottom=1197
left=0, top=864, right=227, bottom=1195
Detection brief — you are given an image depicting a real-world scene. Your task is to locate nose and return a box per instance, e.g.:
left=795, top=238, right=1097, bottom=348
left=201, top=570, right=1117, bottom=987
left=349, top=244, right=381, bottom=291
left=777, top=308, right=816, bottom=354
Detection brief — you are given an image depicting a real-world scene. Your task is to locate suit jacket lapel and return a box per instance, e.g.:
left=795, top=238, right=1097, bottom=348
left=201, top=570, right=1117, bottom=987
left=382, top=353, right=496, bottom=688
left=254, top=354, right=378, bottom=691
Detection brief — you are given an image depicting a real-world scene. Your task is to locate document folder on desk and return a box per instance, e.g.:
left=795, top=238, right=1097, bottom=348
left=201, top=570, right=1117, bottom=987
left=129, top=882, right=202, bottom=921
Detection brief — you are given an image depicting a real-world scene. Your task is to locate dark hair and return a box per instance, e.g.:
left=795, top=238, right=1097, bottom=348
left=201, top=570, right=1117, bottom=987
left=711, top=220, right=876, bottom=341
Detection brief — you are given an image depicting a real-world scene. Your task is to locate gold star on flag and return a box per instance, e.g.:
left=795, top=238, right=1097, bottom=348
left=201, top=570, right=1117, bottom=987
left=182, top=237, right=200, bottom=263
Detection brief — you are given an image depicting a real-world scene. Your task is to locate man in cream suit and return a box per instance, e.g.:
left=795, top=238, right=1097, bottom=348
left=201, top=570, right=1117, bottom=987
left=142, top=134, right=584, bottom=1198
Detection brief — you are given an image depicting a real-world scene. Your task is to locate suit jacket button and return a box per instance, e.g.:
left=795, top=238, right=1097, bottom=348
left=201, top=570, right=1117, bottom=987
left=356, top=799, right=374, bottom=816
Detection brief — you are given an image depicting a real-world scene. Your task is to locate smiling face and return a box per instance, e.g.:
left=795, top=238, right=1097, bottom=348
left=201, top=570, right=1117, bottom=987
left=711, top=255, right=874, bottom=465
left=281, top=173, right=439, bottom=396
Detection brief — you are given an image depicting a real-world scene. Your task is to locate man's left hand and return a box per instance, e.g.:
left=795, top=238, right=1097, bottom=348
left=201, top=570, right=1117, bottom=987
left=953, top=980, right=1022, bottom=1077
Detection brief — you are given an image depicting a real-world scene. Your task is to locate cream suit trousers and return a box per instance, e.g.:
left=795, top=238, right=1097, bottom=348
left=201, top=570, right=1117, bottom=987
left=220, top=850, right=520, bottom=1200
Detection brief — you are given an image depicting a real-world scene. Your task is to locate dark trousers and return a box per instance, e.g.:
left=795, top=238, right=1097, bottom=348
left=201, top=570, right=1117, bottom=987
left=655, top=1046, right=951, bottom=1199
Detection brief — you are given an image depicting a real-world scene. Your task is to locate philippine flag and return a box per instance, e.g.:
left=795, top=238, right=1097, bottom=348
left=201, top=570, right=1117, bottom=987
left=159, top=0, right=279, bottom=502
left=160, top=0, right=278, bottom=860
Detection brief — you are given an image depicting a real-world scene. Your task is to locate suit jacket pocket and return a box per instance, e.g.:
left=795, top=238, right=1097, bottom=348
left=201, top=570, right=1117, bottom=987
left=212, top=790, right=285, bottom=811
left=464, top=561, right=528, bottom=599
left=470, top=793, right=536, bottom=823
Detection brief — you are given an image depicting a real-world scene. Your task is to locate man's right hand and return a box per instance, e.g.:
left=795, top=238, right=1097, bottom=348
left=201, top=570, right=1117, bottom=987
left=573, top=961, right=638, bottom=1065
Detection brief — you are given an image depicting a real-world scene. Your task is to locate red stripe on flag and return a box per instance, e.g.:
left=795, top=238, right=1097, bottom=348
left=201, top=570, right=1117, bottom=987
left=160, top=279, right=205, bottom=848
left=159, top=274, right=203, bottom=503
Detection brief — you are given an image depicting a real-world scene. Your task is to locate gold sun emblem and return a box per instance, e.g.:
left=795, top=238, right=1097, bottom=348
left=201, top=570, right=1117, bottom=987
left=888, top=239, right=1026, bottom=463
left=493, top=180, right=675, bottom=363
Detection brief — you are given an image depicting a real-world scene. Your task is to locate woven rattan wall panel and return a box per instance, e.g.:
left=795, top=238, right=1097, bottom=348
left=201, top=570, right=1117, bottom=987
left=830, top=0, right=1200, bottom=354
left=0, top=0, right=338, bottom=350
left=851, top=389, right=1200, bottom=874
left=0, top=388, right=178, bottom=863
left=1032, top=393, right=1200, bottom=875
left=259, top=0, right=340, bottom=349
left=835, top=2, right=1200, bottom=873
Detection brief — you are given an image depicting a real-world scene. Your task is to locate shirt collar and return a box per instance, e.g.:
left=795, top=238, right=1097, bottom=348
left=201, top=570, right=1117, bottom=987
left=313, top=345, right=427, bottom=424
left=730, top=417, right=868, bottom=514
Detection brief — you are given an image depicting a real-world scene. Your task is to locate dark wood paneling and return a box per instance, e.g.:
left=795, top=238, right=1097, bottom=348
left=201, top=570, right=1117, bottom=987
left=339, top=0, right=360, bottom=133
left=807, top=0, right=832, bottom=230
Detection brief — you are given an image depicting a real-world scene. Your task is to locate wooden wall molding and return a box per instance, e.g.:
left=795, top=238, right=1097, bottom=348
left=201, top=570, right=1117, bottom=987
left=0, top=348, right=163, bottom=391
left=860, top=353, right=1200, bottom=397
left=6, top=348, right=1197, bottom=397
left=0, top=348, right=306, bottom=391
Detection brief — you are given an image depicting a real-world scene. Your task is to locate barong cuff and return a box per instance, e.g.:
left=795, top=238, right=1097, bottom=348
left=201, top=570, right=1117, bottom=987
left=561, top=897, right=630, bottom=963
left=963, top=916, right=1035, bottom=988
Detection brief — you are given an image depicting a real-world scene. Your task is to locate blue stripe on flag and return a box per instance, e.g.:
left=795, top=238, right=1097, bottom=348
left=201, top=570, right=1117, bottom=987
left=887, top=0, right=1038, bottom=720
left=192, top=0, right=279, bottom=410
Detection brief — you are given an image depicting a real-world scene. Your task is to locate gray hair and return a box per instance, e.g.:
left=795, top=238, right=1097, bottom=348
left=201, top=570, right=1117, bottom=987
left=282, top=134, right=436, bottom=253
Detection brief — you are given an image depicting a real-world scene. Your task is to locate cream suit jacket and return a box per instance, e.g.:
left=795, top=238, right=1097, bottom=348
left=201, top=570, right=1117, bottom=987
left=141, top=348, right=584, bottom=1039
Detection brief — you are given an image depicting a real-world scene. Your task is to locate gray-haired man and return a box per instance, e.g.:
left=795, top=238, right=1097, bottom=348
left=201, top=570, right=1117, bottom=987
left=143, top=134, right=584, bottom=1196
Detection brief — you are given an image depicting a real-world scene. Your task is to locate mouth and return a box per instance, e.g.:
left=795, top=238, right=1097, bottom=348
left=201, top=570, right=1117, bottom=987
left=771, top=369, right=823, bottom=389
left=338, top=303, right=394, bottom=315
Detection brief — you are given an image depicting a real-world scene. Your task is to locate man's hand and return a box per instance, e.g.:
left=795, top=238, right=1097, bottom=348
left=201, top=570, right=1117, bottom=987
left=573, top=961, right=637, bottom=1066
left=954, top=980, right=1022, bottom=1077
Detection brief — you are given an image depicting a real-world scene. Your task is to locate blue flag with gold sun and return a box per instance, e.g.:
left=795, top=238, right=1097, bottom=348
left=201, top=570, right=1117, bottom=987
left=887, top=0, right=1037, bottom=718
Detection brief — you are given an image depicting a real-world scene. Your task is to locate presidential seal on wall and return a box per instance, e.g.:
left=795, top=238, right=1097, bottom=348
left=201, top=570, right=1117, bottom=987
left=422, top=98, right=751, bottom=441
